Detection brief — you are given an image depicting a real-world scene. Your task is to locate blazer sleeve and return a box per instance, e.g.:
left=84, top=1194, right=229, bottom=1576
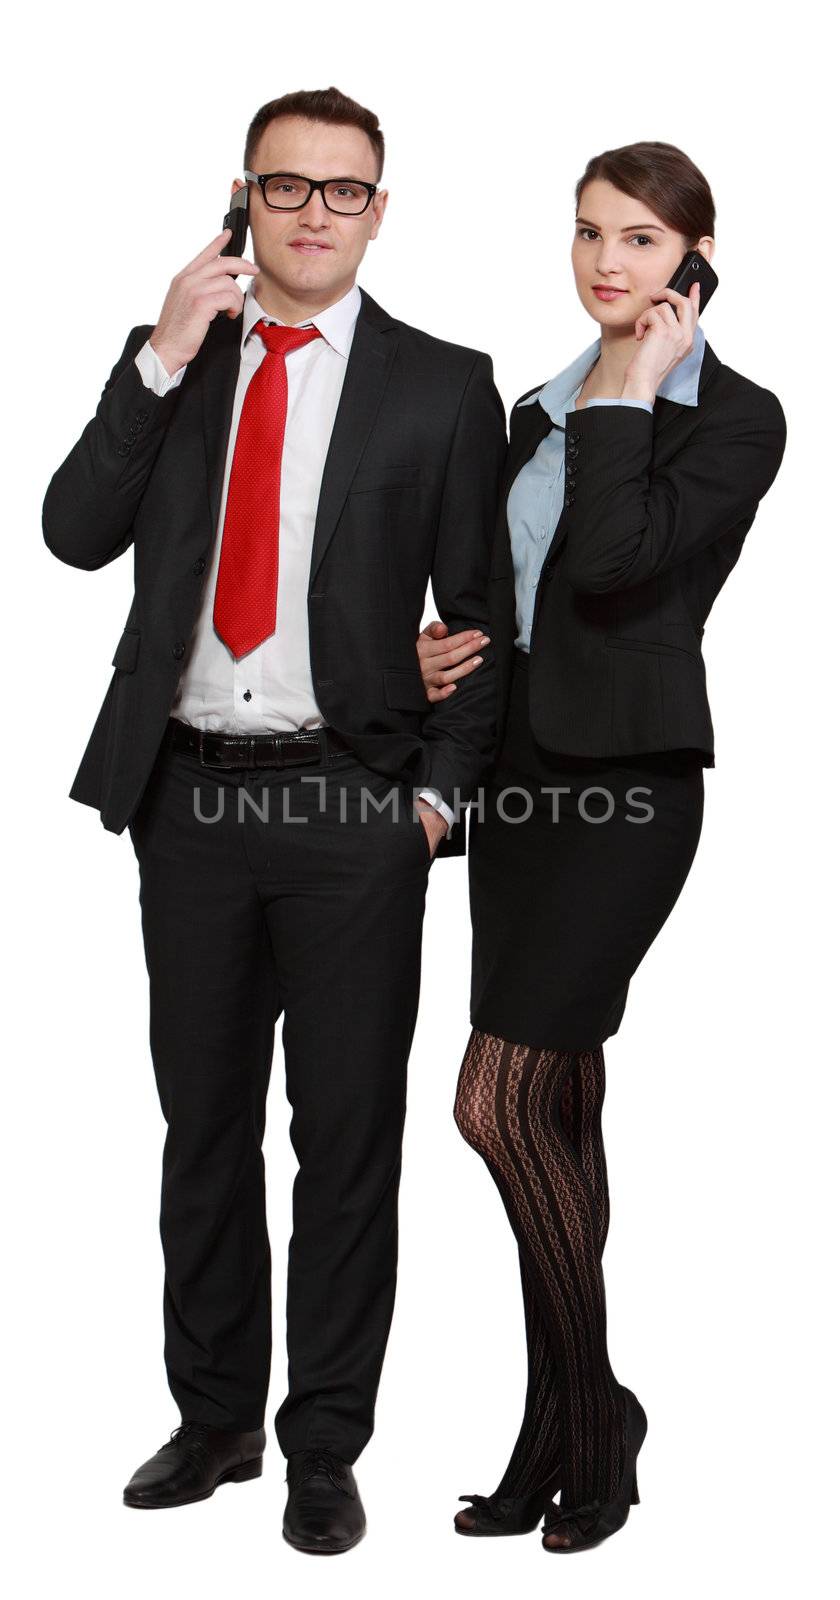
left=42, top=323, right=182, bottom=571
left=419, top=351, right=508, bottom=814
left=559, top=383, right=787, bottom=594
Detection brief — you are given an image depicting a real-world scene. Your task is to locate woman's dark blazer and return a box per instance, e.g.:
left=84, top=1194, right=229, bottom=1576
left=487, top=338, right=787, bottom=766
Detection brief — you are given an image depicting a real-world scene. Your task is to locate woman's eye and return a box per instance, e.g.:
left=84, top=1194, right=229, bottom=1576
left=576, top=228, right=599, bottom=241
left=631, top=234, right=654, bottom=246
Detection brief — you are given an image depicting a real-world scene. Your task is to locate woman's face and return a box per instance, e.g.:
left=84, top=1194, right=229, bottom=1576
left=571, top=178, right=713, bottom=331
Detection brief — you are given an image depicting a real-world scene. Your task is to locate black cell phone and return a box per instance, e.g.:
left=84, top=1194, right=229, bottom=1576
left=220, top=185, right=249, bottom=257
left=665, top=249, right=718, bottom=315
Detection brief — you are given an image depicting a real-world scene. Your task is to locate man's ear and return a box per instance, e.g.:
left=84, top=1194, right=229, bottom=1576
left=231, top=177, right=246, bottom=199
left=369, top=188, right=388, bottom=240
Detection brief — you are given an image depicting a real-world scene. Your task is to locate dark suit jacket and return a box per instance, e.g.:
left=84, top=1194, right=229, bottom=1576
left=42, top=288, right=507, bottom=857
left=487, top=338, right=787, bottom=763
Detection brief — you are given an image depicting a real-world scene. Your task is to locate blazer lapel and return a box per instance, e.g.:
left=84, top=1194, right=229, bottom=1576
left=507, top=395, right=555, bottom=491
left=200, top=310, right=243, bottom=541
left=310, top=287, right=401, bottom=584
left=648, top=334, right=721, bottom=438
left=491, top=397, right=554, bottom=574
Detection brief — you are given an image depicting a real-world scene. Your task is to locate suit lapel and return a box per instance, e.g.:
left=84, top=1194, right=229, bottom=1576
left=200, top=310, right=243, bottom=541
left=310, top=287, right=400, bottom=584
left=648, top=334, right=721, bottom=438
left=199, top=287, right=401, bottom=583
left=491, top=398, right=554, bottom=574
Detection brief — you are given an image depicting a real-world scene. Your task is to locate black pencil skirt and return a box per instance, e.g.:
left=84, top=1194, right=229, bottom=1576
left=468, top=648, right=706, bottom=1050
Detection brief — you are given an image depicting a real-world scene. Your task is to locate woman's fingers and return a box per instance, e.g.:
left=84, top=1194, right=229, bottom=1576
left=416, top=620, right=491, bottom=699
left=417, top=625, right=489, bottom=671
left=422, top=651, right=486, bottom=700
left=419, top=624, right=485, bottom=658
left=648, top=282, right=699, bottom=342
left=419, top=639, right=489, bottom=681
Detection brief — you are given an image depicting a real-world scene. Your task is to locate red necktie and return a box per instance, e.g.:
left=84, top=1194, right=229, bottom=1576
left=213, top=319, right=324, bottom=659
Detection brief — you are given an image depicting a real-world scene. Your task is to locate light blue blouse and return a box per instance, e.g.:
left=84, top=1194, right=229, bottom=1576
left=509, top=325, right=706, bottom=648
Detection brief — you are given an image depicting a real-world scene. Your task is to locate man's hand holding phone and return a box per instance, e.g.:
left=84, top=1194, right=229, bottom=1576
left=149, top=228, right=257, bottom=377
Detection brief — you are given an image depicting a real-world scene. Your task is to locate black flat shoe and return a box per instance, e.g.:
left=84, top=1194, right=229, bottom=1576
left=123, top=1421, right=265, bottom=1509
left=283, top=1449, right=366, bottom=1555
left=541, top=1385, right=647, bottom=1552
left=454, top=1466, right=565, bottom=1536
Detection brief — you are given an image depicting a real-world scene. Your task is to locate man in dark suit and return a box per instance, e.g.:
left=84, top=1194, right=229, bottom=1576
left=42, top=86, right=506, bottom=1552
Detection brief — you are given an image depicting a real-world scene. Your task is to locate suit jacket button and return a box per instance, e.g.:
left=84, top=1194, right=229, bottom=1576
left=192, top=557, right=206, bottom=575
left=172, top=641, right=185, bottom=660
left=565, top=494, right=576, bottom=507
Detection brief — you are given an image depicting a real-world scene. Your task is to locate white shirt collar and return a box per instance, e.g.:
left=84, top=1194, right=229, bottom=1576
left=241, top=277, right=362, bottom=360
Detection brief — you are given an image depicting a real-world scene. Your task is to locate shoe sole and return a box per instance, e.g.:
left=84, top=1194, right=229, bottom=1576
left=281, top=1526, right=366, bottom=1555
left=454, top=1523, right=541, bottom=1537
left=123, top=1452, right=263, bottom=1509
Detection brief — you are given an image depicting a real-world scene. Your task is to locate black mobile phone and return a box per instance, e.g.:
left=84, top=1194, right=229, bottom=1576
left=220, top=185, right=249, bottom=257
left=665, top=249, right=718, bottom=315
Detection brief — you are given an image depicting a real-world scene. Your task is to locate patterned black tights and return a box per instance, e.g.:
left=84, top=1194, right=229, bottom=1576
left=453, top=1028, right=625, bottom=1507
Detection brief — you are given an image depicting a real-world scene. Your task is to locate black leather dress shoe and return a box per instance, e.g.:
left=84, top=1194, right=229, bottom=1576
left=283, top=1449, right=366, bottom=1554
left=123, top=1421, right=266, bottom=1508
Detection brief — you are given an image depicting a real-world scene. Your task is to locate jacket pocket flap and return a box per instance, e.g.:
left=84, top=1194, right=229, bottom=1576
left=383, top=667, right=429, bottom=711
left=604, top=634, right=700, bottom=660
left=111, top=627, right=140, bottom=672
left=350, top=464, right=424, bottom=494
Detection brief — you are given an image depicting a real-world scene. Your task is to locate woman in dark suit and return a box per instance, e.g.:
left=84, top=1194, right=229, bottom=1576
left=416, top=141, right=786, bottom=1553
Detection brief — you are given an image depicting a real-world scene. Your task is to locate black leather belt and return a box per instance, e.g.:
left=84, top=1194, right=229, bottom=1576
left=165, top=717, right=352, bottom=769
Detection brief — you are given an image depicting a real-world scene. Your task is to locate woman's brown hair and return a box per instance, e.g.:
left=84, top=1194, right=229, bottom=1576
left=575, top=141, right=715, bottom=245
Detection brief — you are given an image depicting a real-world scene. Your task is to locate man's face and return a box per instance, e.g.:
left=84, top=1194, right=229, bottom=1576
left=231, top=115, right=387, bottom=307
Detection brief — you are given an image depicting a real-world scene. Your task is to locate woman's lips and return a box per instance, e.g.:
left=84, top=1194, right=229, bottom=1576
left=593, top=286, right=628, bottom=301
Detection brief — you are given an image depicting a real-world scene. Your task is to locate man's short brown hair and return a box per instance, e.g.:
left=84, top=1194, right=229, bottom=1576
left=244, top=87, right=385, bottom=182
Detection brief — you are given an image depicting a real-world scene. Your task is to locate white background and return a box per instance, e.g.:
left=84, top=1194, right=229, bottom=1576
left=4, top=2, right=836, bottom=1596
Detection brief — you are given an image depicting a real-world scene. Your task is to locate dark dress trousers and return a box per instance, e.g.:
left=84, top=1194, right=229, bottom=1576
left=42, top=289, right=507, bottom=1459
left=469, top=338, right=787, bottom=1048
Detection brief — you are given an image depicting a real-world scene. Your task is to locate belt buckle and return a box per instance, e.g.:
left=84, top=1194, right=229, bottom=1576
left=197, top=730, right=241, bottom=769
left=198, top=729, right=228, bottom=768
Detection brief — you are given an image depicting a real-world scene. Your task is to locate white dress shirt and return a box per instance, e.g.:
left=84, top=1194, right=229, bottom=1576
left=135, top=279, right=451, bottom=823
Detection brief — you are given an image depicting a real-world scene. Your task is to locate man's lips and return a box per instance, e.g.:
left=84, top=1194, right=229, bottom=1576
left=290, top=241, right=333, bottom=253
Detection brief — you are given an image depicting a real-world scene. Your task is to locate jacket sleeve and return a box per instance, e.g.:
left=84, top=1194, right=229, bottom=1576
left=559, top=384, right=787, bottom=594
left=420, top=351, right=508, bottom=815
left=42, top=324, right=182, bottom=571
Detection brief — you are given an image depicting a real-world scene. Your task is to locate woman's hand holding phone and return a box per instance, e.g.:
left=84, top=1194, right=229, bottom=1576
left=620, top=279, right=701, bottom=405
left=149, top=228, right=258, bottom=377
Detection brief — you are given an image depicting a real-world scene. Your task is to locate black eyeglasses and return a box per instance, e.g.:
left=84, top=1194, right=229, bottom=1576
left=243, top=169, right=378, bottom=216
